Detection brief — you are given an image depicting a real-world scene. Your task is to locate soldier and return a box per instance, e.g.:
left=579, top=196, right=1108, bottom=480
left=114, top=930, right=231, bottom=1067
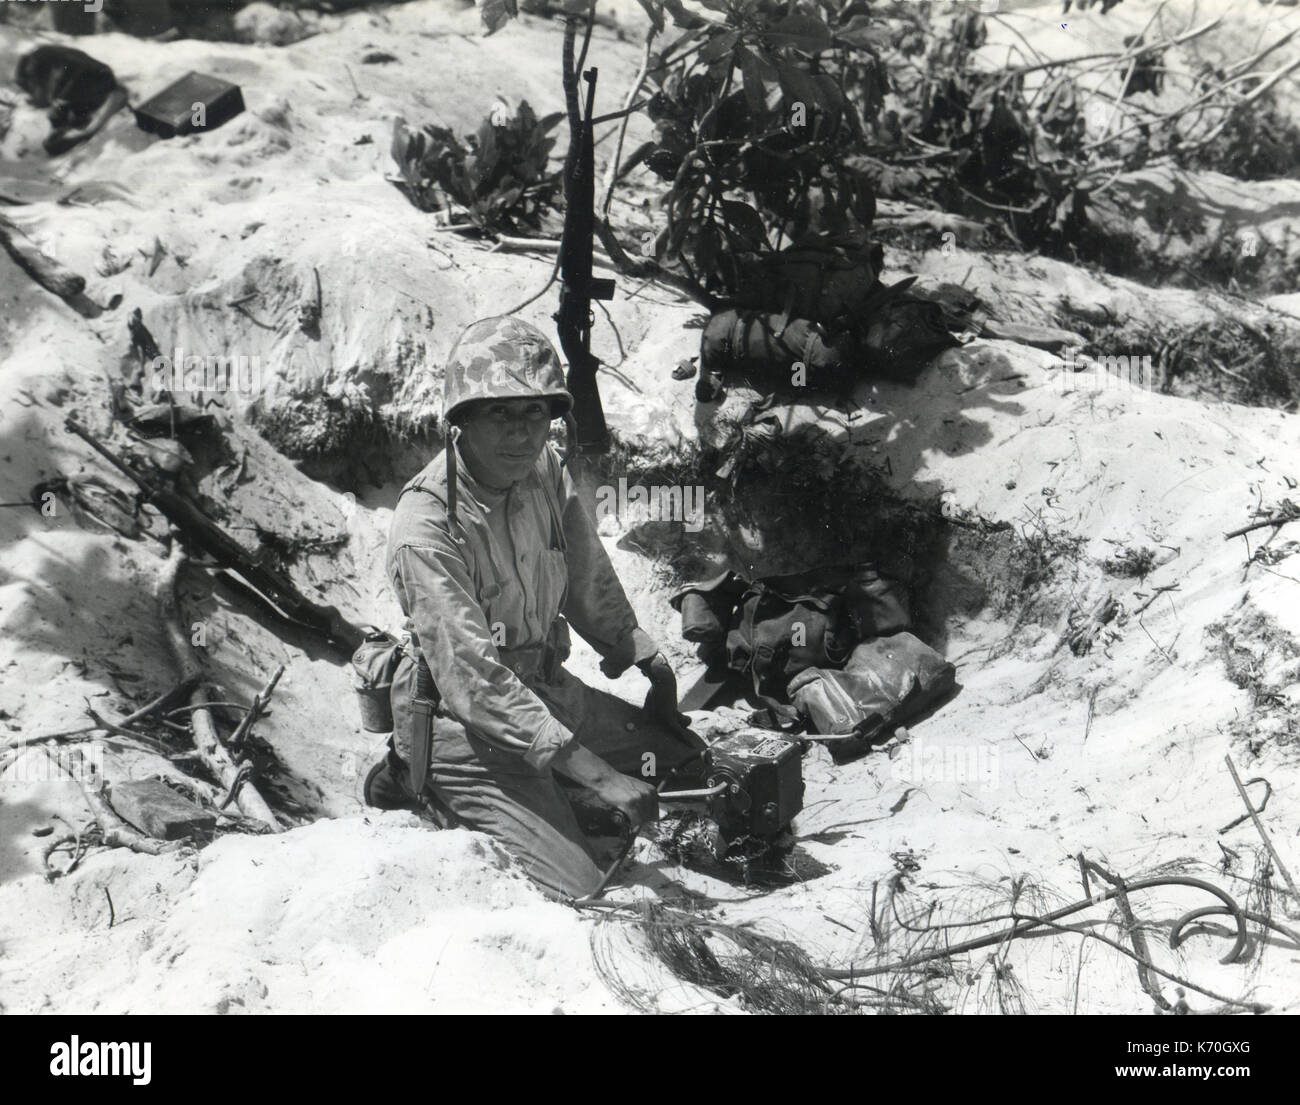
left=366, top=316, right=704, bottom=899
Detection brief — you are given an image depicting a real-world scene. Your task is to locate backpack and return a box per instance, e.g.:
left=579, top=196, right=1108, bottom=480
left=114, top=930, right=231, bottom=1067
left=789, top=633, right=957, bottom=759
left=734, top=233, right=885, bottom=334
left=699, top=310, right=858, bottom=396
left=670, top=563, right=912, bottom=715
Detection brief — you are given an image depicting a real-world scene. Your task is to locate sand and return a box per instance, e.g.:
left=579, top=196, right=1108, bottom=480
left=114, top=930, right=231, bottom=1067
left=1, top=0, right=1298, bottom=1014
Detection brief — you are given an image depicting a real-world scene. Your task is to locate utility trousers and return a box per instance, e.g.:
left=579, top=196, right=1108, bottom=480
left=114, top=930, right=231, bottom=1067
left=395, top=660, right=702, bottom=899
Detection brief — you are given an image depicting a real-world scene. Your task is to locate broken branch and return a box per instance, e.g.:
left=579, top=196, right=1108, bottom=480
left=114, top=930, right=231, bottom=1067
left=599, top=25, right=657, bottom=220
left=1224, top=510, right=1300, bottom=541
left=1224, top=754, right=1300, bottom=910
left=156, top=540, right=280, bottom=832
left=226, top=665, right=285, bottom=749
left=0, top=211, right=84, bottom=299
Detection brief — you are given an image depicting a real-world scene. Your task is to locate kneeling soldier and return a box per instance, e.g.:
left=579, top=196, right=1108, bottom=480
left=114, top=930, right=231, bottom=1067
left=368, top=316, right=702, bottom=898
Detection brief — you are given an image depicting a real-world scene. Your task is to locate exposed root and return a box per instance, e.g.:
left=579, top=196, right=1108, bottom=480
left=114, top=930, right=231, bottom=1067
left=585, top=857, right=1273, bottom=1015
left=590, top=900, right=845, bottom=1015
left=155, top=539, right=281, bottom=832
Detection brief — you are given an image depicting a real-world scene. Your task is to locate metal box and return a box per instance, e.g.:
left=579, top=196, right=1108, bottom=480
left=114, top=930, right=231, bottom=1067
left=706, top=729, right=804, bottom=840
left=134, top=72, right=245, bottom=139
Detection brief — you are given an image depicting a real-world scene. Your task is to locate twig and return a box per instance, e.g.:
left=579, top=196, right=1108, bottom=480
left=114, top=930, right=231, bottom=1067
left=226, top=665, right=285, bottom=749
left=186, top=683, right=279, bottom=831
left=3, top=678, right=198, bottom=752
left=573, top=0, right=597, bottom=79
left=1004, top=915, right=1263, bottom=1012
left=1012, top=732, right=1040, bottom=762
left=1224, top=512, right=1300, bottom=541
left=503, top=258, right=561, bottom=315
left=1128, top=583, right=1181, bottom=619
left=1225, top=755, right=1300, bottom=909
left=344, top=64, right=364, bottom=100
left=218, top=761, right=254, bottom=811
left=599, top=25, right=657, bottom=220
left=1083, top=859, right=1172, bottom=1011
left=1136, top=615, right=1175, bottom=665
left=1082, top=52, right=1300, bottom=158
left=594, top=218, right=715, bottom=309
left=593, top=300, right=627, bottom=370
left=1171, top=905, right=1300, bottom=952
left=104, top=886, right=115, bottom=928
left=163, top=701, right=251, bottom=718
left=1075, top=0, right=1168, bottom=137
left=42, top=813, right=88, bottom=880
left=826, top=873, right=1249, bottom=979
left=489, top=236, right=618, bottom=273
left=231, top=302, right=277, bottom=331
left=1181, top=56, right=1300, bottom=153
left=1219, top=777, right=1271, bottom=834
left=1001, top=16, right=1224, bottom=81
left=84, top=704, right=161, bottom=744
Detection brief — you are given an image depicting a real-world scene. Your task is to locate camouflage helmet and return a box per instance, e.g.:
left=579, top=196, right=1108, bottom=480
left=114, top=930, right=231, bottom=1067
left=442, top=316, right=573, bottom=425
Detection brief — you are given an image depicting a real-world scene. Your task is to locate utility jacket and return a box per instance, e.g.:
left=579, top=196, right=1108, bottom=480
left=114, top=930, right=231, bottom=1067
left=386, top=442, right=657, bottom=770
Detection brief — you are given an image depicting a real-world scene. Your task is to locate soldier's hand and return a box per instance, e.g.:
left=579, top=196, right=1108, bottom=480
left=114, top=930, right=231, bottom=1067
left=596, top=772, right=659, bottom=832
left=552, top=744, right=659, bottom=829
left=638, top=651, right=689, bottom=731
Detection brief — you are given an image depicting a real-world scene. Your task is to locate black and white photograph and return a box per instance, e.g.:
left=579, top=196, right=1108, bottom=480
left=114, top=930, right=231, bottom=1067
left=0, top=0, right=1297, bottom=1043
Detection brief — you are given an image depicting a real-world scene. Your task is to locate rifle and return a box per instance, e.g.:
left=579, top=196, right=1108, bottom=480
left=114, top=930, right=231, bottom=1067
left=555, top=52, right=614, bottom=454
left=65, top=417, right=366, bottom=653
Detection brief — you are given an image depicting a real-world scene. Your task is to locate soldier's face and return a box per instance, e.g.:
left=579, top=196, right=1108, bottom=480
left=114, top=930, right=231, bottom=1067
left=457, top=399, right=553, bottom=488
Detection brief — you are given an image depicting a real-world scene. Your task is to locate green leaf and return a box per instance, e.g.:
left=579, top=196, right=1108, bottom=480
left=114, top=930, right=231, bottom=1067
left=653, top=226, right=670, bottom=262
left=693, top=221, right=719, bottom=284
left=814, top=73, right=845, bottom=114
left=761, top=13, right=833, bottom=53
left=720, top=199, right=767, bottom=248
left=654, top=120, right=692, bottom=158
left=776, top=64, right=826, bottom=115
left=698, top=29, right=740, bottom=65
left=854, top=56, right=887, bottom=121
left=668, top=216, right=691, bottom=259
left=736, top=46, right=768, bottom=115
left=835, top=16, right=892, bottom=52
left=969, top=81, right=999, bottom=116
